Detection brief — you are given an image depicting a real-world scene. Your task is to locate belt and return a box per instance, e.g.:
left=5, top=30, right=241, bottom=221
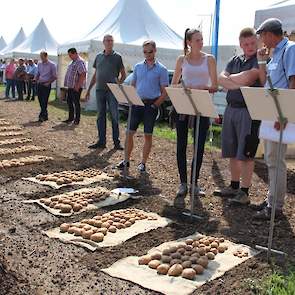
left=142, top=98, right=158, bottom=104
left=228, top=103, right=247, bottom=108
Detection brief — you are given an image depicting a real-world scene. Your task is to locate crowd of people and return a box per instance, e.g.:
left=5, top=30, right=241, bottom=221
left=2, top=17, right=294, bottom=221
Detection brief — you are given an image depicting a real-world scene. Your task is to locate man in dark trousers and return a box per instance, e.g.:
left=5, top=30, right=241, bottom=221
left=35, top=51, right=57, bottom=122
left=86, top=34, right=126, bottom=150
left=14, top=58, right=27, bottom=100
left=63, top=48, right=87, bottom=125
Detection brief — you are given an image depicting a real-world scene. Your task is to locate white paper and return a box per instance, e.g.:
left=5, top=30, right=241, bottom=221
left=259, top=121, right=295, bottom=144
left=111, top=188, right=138, bottom=194
left=165, top=87, right=218, bottom=118
left=107, top=83, right=144, bottom=106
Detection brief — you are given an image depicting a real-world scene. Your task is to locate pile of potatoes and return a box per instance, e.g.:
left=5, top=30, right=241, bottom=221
left=233, top=249, right=249, bottom=258
left=0, top=155, right=53, bottom=169
left=0, top=131, right=25, bottom=137
left=0, top=126, right=22, bottom=132
left=36, top=168, right=107, bottom=185
left=0, top=138, right=32, bottom=146
left=40, top=187, right=111, bottom=213
left=59, top=209, right=154, bottom=242
left=0, top=120, right=11, bottom=126
left=138, top=236, right=228, bottom=280
left=0, top=145, right=45, bottom=156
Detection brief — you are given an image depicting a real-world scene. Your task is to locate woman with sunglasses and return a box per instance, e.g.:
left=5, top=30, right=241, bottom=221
left=171, top=28, right=218, bottom=207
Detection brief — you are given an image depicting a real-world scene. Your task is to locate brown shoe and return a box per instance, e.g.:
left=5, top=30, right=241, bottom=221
left=214, top=186, right=239, bottom=197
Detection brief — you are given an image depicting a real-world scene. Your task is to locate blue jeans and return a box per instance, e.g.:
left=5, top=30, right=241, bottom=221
left=5, top=79, right=16, bottom=98
left=96, top=89, right=120, bottom=145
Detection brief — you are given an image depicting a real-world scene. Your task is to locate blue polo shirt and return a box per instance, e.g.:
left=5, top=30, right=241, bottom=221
left=132, top=60, right=169, bottom=99
left=266, top=37, right=295, bottom=89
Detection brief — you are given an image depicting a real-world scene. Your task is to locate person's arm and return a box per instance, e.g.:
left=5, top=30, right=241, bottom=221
left=118, top=66, right=126, bottom=84
left=131, top=65, right=137, bottom=87
left=218, top=70, right=241, bottom=90
left=85, top=70, right=96, bottom=100
left=74, top=62, right=87, bottom=91
left=257, top=47, right=269, bottom=86
left=171, top=55, right=183, bottom=86
left=154, top=68, right=169, bottom=107
left=206, top=55, right=218, bottom=93
left=229, top=68, right=260, bottom=86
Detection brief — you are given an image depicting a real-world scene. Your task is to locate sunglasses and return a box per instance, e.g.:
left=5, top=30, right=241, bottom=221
left=143, top=50, right=154, bottom=54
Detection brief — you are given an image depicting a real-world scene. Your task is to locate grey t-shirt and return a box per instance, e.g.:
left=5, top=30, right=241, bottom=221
left=225, top=54, right=259, bottom=107
left=93, top=50, right=124, bottom=90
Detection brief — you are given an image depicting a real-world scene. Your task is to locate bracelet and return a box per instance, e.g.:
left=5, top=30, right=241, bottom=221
left=258, top=60, right=267, bottom=65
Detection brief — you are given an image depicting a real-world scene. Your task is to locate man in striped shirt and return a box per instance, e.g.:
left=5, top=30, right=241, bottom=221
left=64, top=48, right=87, bottom=125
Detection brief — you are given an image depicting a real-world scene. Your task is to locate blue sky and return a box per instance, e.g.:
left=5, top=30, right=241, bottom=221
left=0, top=0, right=275, bottom=46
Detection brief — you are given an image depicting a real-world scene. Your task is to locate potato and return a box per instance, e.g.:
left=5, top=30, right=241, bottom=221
left=184, top=251, right=193, bottom=257
left=208, top=237, right=215, bottom=243
left=192, top=241, right=200, bottom=247
left=185, top=239, right=194, bottom=245
left=210, top=242, right=219, bottom=248
left=198, top=247, right=206, bottom=256
left=67, top=226, right=76, bottom=234
left=60, top=204, right=72, bottom=213
left=148, top=260, right=161, bottom=269
left=97, top=228, right=108, bottom=235
left=90, top=233, right=104, bottom=242
left=189, top=257, right=199, bottom=264
left=193, top=264, right=204, bottom=274
left=150, top=252, right=162, bottom=260
left=181, top=268, right=196, bottom=280
left=157, top=264, right=170, bottom=275
left=217, top=245, right=226, bottom=253
left=43, top=199, right=51, bottom=206
left=82, top=229, right=94, bottom=240
left=101, top=222, right=110, bottom=229
left=116, top=223, right=125, bottom=229
left=138, top=255, right=152, bottom=265
left=171, top=252, right=182, bottom=260
left=177, top=247, right=186, bottom=255
left=93, top=220, right=102, bottom=228
left=205, top=246, right=211, bottom=253
left=49, top=201, right=57, bottom=208
left=73, top=204, right=83, bottom=212
left=83, top=224, right=92, bottom=231
left=206, top=252, right=215, bottom=260
left=168, top=264, right=183, bottom=277
left=203, top=240, right=210, bottom=246
left=191, top=252, right=200, bottom=258
left=169, top=246, right=178, bottom=253
left=197, top=257, right=208, bottom=268
left=170, top=259, right=182, bottom=265
left=162, top=248, right=171, bottom=256
left=108, top=226, right=117, bottom=233
left=161, top=255, right=171, bottom=264
left=60, top=223, right=70, bottom=233
left=185, top=245, right=193, bottom=251
left=182, top=261, right=192, bottom=269
left=181, top=255, right=190, bottom=262
left=124, top=221, right=132, bottom=227
left=211, top=248, right=218, bottom=255
left=73, top=228, right=83, bottom=236
left=219, top=238, right=225, bottom=243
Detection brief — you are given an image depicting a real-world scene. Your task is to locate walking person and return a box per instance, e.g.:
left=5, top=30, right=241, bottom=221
left=216, top=28, right=261, bottom=205
left=26, top=59, right=38, bottom=101
left=14, top=58, right=27, bottom=101
left=5, top=59, right=16, bottom=100
left=86, top=34, right=126, bottom=150
left=117, top=40, right=169, bottom=173
left=253, top=18, right=295, bottom=220
left=171, top=28, right=218, bottom=207
left=35, top=51, right=57, bottom=122
left=63, top=48, right=87, bottom=125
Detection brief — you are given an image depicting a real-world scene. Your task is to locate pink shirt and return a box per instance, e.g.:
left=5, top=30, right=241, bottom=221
left=5, top=64, right=16, bottom=80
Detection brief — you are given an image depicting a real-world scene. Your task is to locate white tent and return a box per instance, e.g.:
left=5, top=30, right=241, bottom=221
left=0, top=28, right=26, bottom=55
left=58, top=0, right=184, bottom=109
left=254, top=0, right=295, bottom=32
left=0, top=36, right=7, bottom=51
left=3, top=19, right=58, bottom=60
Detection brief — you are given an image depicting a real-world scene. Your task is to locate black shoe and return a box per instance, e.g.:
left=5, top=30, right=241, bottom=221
left=114, top=143, right=124, bottom=150
left=25, top=97, right=30, bottom=101
left=88, top=142, right=106, bottom=149
left=62, top=119, right=73, bottom=124
left=173, top=195, right=185, bottom=209
left=253, top=207, right=284, bottom=221
left=250, top=200, right=267, bottom=211
left=117, top=160, right=130, bottom=170
left=73, top=120, right=80, bottom=125
left=31, top=97, right=35, bottom=101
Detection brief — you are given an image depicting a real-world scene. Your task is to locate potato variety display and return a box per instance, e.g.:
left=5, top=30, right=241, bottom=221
left=0, top=155, right=53, bottom=169
left=0, top=131, right=25, bottom=137
left=40, top=187, right=111, bottom=214
left=0, top=138, right=32, bottom=146
left=59, top=209, right=156, bottom=242
left=0, top=126, right=22, bottom=132
left=0, top=145, right=45, bottom=156
left=0, top=120, right=11, bottom=126
left=35, top=168, right=109, bottom=185
left=233, top=249, right=249, bottom=258
left=138, top=236, right=228, bottom=280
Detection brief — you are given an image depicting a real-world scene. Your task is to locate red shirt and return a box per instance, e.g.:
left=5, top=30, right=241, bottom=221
left=5, top=64, right=16, bottom=80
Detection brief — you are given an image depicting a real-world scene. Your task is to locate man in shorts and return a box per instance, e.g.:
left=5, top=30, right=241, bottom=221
left=216, top=28, right=260, bottom=205
left=117, top=40, right=169, bottom=173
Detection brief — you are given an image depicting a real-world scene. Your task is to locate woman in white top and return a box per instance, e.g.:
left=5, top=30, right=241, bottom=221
left=171, top=28, right=218, bottom=206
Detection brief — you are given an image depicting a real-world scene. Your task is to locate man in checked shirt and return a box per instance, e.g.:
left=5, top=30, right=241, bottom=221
left=63, top=48, right=87, bottom=125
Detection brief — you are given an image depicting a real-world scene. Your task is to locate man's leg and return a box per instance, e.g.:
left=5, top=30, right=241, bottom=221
left=241, top=160, right=255, bottom=188
left=73, top=89, right=82, bottom=123
left=107, top=90, right=120, bottom=146
left=5, top=79, right=11, bottom=98
left=43, top=86, right=51, bottom=119
left=27, top=80, right=32, bottom=99
left=96, top=90, right=107, bottom=145
left=66, top=89, right=75, bottom=121
left=11, top=80, right=16, bottom=98
left=16, top=81, right=23, bottom=100
left=37, top=84, right=43, bottom=119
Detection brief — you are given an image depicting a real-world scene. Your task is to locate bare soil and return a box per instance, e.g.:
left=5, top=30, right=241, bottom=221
left=0, top=98, right=294, bottom=295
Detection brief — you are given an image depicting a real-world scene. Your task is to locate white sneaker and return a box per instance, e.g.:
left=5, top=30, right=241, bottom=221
left=177, top=183, right=188, bottom=196
left=137, top=162, right=146, bottom=173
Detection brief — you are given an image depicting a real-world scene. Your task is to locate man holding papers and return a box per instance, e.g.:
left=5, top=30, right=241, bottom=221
left=117, top=40, right=169, bottom=173
left=254, top=18, right=295, bottom=220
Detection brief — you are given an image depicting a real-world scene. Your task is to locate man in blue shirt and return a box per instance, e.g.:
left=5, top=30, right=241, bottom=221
left=117, top=40, right=169, bottom=172
left=254, top=18, right=295, bottom=220
left=26, top=59, right=38, bottom=101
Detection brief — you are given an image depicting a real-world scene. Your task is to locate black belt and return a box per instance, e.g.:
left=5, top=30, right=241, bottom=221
left=228, top=103, right=247, bottom=108
left=142, top=98, right=158, bottom=104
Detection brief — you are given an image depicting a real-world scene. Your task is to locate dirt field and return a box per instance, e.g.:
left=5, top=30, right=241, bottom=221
left=0, top=98, right=294, bottom=295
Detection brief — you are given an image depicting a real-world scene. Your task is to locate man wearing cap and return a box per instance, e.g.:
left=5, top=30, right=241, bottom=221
left=253, top=18, right=295, bottom=220
left=216, top=28, right=260, bottom=205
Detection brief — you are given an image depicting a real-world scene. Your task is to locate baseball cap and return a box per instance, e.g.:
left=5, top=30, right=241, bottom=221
left=256, top=18, right=282, bottom=34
